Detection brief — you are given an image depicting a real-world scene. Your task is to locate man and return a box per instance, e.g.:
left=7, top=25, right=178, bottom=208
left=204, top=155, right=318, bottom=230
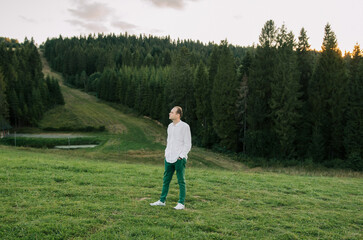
left=150, top=106, right=192, bottom=210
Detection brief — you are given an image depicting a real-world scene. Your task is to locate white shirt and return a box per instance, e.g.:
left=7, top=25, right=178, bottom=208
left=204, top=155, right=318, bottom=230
left=165, top=120, right=192, bottom=163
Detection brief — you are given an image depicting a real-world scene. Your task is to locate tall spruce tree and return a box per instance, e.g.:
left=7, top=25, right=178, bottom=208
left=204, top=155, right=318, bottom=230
left=208, top=45, right=221, bottom=86
left=194, top=61, right=214, bottom=146
left=344, top=44, right=363, bottom=170
left=270, top=25, right=302, bottom=159
left=296, top=28, right=314, bottom=157
left=309, top=23, right=348, bottom=162
left=297, top=28, right=312, bottom=101
left=211, top=41, right=238, bottom=150
left=206, top=45, right=222, bottom=145
left=167, top=47, right=195, bottom=127
left=236, top=51, right=252, bottom=153
left=246, top=20, right=277, bottom=157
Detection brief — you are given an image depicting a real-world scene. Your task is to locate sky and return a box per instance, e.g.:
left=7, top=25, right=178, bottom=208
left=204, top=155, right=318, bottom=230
left=1, top=0, right=362, bottom=53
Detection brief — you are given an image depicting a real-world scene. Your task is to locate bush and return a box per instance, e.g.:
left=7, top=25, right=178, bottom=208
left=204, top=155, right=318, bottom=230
left=347, top=152, right=363, bottom=171
left=42, top=126, right=106, bottom=132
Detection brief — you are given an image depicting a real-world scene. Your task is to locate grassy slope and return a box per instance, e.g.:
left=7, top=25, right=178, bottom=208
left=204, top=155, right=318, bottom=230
left=37, top=50, right=245, bottom=170
left=0, top=147, right=362, bottom=239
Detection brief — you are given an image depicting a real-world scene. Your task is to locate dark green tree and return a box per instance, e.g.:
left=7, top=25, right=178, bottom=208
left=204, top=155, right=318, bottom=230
left=236, top=51, right=252, bottom=153
left=270, top=25, right=302, bottom=159
left=194, top=61, right=214, bottom=147
left=344, top=44, right=363, bottom=170
left=99, top=68, right=118, bottom=101
left=309, top=23, right=348, bottom=161
left=208, top=45, right=221, bottom=88
left=167, top=47, right=195, bottom=127
left=211, top=41, right=238, bottom=150
left=296, top=27, right=314, bottom=157
left=246, top=20, right=277, bottom=157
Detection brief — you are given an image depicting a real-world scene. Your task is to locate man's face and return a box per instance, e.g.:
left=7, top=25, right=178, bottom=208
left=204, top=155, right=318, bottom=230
left=169, top=107, right=179, bottom=120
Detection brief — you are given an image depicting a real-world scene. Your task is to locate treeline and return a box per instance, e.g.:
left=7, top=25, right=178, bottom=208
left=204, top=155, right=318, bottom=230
left=0, top=37, right=20, bottom=48
left=43, top=32, right=247, bottom=78
left=0, top=38, right=64, bottom=127
left=44, top=20, right=362, bottom=170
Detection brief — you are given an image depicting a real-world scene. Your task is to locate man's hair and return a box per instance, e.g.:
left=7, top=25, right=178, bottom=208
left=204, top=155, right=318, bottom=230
left=174, top=106, right=183, bottom=118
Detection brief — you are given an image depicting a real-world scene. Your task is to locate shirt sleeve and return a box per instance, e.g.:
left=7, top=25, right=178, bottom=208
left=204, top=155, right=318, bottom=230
left=164, top=125, right=170, bottom=157
left=179, top=124, right=192, bottom=159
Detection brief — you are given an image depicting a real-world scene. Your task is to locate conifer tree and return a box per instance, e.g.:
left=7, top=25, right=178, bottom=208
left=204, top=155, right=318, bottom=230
left=194, top=61, right=214, bottom=146
left=52, top=78, right=65, bottom=105
left=297, top=28, right=313, bottom=101
left=296, top=27, right=313, bottom=157
left=236, top=52, right=252, bottom=153
left=270, top=25, right=302, bottom=159
left=344, top=44, right=363, bottom=169
left=79, top=70, right=88, bottom=90
left=211, top=41, right=238, bottom=150
left=309, top=23, right=348, bottom=161
left=246, top=20, right=277, bottom=157
left=99, top=68, right=118, bottom=101
left=208, top=45, right=221, bottom=86
left=167, top=47, right=195, bottom=127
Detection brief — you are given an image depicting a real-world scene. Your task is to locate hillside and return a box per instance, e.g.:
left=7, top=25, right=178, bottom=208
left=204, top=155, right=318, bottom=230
left=38, top=50, right=245, bottom=170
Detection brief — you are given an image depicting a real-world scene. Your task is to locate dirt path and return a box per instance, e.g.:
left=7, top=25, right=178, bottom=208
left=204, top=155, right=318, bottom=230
left=39, top=50, right=63, bottom=82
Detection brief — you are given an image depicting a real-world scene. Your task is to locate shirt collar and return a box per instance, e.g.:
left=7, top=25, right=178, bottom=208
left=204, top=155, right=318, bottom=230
left=172, top=120, right=183, bottom=127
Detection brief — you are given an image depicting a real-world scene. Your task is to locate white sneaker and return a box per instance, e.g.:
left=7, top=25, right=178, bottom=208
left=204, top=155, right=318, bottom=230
left=174, top=203, right=185, bottom=210
left=150, top=200, right=165, bottom=206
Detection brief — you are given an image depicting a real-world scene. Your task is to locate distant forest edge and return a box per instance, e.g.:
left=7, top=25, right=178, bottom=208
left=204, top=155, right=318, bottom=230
left=2, top=20, right=363, bottom=170
left=0, top=38, right=64, bottom=127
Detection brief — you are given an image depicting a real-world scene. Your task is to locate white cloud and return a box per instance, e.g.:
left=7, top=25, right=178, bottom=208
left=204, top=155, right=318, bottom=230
left=111, top=20, right=138, bottom=31
left=67, top=19, right=108, bottom=32
left=68, top=1, right=113, bottom=21
left=19, top=15, right=37, bottom=23
left=67, top=0, right=139, bottom=33
left=143, top=0, right=201, bottom=10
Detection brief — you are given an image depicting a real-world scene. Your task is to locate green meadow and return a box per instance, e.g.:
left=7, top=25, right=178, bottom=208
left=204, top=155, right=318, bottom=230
left=0, top=146, right=362, bottom=239
left=0, top=54, right=361, bottom=239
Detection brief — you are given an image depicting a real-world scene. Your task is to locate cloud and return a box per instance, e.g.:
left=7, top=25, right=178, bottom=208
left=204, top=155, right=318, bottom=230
left=143, top=0, right=200, bottom=10
left=19, top=15, right=37, bottom=23
left=111, top=21, right=138, bottom=31
left=68, top=1, right=113, bottom=21
left=67, top=19, right=108, bottom=32
left=149, top=28, right=164, bottom=34
left=67, top=0, right=140, bottom=33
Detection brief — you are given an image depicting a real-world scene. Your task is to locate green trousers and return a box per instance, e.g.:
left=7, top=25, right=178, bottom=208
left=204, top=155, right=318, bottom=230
left=160, top=158, right=186, bottom=204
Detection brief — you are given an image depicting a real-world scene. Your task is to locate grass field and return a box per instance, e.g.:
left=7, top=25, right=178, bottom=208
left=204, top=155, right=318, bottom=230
left=1, top=50, right=360, bottom=239
left=0, top=146, right=362, bottom=239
